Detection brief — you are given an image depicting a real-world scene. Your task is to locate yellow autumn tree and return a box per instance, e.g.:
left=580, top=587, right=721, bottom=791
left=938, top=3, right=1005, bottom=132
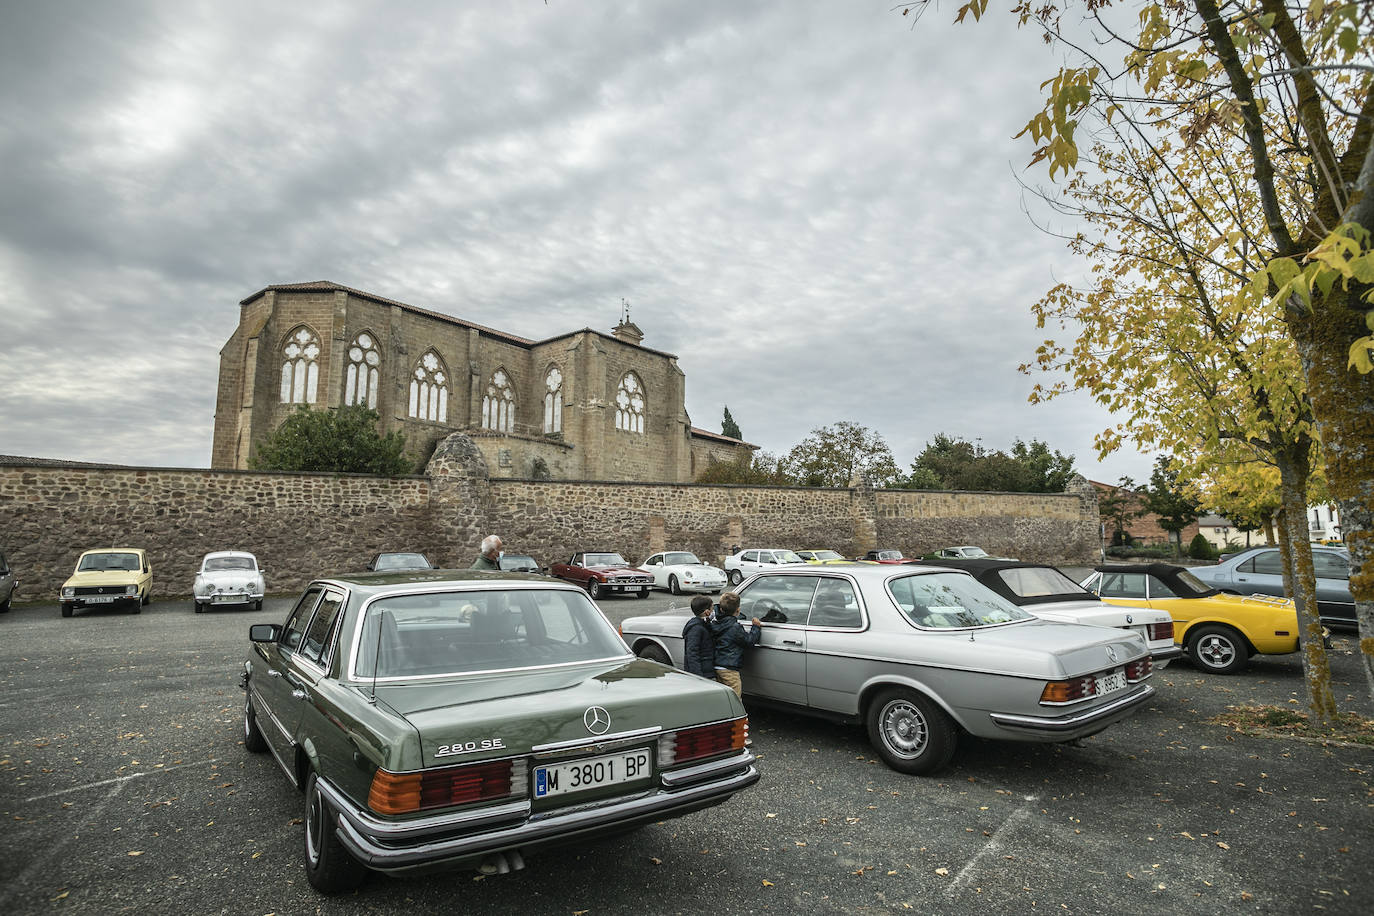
left=905, top=0, right=1374, bottom=700
left=1022, top=122, right=1337, bottom=715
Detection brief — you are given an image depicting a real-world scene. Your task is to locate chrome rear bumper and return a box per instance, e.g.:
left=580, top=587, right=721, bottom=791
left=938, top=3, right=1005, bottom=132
left=989, top=684, right=1155, bottom=737
left=317, top=748, right=758, bottom=873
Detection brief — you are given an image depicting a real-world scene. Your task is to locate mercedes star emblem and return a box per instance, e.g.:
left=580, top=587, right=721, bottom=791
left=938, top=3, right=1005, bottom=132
left=583, top=706, right=611, bottom=735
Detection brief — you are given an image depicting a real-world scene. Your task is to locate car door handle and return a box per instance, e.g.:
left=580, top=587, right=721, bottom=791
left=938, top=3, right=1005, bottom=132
left=782, top=638, right=803, bottom=647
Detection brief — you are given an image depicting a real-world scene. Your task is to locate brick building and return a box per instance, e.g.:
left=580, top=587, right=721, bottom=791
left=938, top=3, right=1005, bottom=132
left=1091, top=480, right=1201, bottom=548
left=211, top=282, right=752, bottom=480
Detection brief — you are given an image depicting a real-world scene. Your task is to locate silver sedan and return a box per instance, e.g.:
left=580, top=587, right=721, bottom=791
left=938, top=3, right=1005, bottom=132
left=619, top=563, right=1155, bottom=775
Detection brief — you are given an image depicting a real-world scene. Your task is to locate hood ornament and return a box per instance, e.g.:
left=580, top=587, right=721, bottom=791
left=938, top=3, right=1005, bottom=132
left=583, top=706, right=611, bottom=735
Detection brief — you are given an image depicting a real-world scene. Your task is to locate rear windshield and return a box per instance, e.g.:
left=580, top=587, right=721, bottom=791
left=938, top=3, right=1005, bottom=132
left=204, top=556, right=256, bottom=572
left=374, top=553, right=430, bottom=570
left=78, top=552, right=141, bottom=571
left=354, top=588, right=628, bottom=680
left=888, top=572, right=1033, bottom=629
left=995, top=567, right=1088, bottom=601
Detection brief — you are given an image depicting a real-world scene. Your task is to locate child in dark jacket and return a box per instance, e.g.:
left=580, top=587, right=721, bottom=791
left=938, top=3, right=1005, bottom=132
left=681, top=596, right=716, bottom=677
left=710, top=591, right=761, bottom=697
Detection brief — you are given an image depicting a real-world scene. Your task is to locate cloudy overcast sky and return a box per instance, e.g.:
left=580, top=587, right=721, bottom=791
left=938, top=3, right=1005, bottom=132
left=0, top=1, right=1156, bottom=484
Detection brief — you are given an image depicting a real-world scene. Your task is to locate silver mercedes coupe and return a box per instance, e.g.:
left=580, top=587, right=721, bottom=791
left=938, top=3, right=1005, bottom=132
left=619, top=563, right=1155, bottom=775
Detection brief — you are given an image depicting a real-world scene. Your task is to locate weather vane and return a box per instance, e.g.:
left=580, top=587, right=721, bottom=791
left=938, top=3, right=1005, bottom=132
left=620, top=298, right=631, bottom=324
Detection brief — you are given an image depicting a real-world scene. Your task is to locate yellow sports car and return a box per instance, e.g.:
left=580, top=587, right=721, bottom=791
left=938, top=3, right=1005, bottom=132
left=795, top=549, right=852, bottom=565
left=60, top=548, right=153, bottom=617
left=1080, top=563, right=1298, bottom=674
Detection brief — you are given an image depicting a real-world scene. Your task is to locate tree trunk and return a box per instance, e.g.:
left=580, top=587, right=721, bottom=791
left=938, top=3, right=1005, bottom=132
left=1276, top=454, right=1338, bottom=722
left=1274, top=508, right=1295, bottom=605
left=1286, top=290, right=1374, bottom=701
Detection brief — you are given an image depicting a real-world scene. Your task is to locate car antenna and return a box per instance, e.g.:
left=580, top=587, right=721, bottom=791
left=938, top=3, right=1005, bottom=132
left=369, top=610, right=383, bottom=704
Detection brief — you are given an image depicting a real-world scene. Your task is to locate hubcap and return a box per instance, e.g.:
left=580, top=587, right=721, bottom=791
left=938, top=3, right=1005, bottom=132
left=1198, top=635, right=1235, bottom=667
left=881, top=700, right=928, bottom=758
left=306, top=785, right=323, bottom=865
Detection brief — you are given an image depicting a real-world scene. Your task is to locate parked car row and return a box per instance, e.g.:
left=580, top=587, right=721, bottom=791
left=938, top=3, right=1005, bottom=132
left=20, top=538, right=1345, bottom=895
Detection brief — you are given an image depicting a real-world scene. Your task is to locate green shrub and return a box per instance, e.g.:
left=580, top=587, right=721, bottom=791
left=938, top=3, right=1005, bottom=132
left=1187, top=533, right=1218, bottom=560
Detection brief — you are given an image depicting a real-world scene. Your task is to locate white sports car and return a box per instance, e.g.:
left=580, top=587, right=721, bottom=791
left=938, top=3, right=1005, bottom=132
left=638, top=551, right=727, bottom=595
left=193, top=550, right=266, bottom=613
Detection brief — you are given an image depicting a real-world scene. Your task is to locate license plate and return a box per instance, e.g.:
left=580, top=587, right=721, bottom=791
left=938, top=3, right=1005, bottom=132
left=212, top=594, right=246, bottom=602
left=534, top=748, right=651, bottom=799
left=1096, top=669, right=1127, bottom=696
left=85, top=596, right=118, bottom=604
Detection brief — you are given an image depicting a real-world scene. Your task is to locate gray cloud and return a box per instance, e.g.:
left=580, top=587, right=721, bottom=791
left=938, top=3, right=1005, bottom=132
left=0, top=1, right=1154, bottom=483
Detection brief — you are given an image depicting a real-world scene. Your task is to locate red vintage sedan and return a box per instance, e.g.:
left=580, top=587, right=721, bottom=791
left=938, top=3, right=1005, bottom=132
left=551, top=552, right=653, bottom=599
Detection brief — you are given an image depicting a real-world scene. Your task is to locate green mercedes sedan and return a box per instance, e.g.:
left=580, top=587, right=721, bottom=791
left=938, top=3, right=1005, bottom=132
left=241, top=569, right=759, bottom=893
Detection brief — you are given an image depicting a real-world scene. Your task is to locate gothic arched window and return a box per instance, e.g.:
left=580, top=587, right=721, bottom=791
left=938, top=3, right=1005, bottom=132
left=279, top=326, right=320, bottom=404
left=345, top=331, right=381, bottom=409
left=482, top=368, right=515, bottom=432
left=408, top=350, right=449, bottom=423
left=543, top=366, right=563, bottom=434
left=615, top=372, right=645, bottom=434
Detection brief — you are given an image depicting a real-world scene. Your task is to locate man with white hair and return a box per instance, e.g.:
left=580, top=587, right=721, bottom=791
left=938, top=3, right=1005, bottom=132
left=469, top=534, right=503, bottom=571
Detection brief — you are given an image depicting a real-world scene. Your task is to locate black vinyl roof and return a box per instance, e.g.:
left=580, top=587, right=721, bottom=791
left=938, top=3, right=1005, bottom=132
left=907, top=558, right=1092, bottom=606
left=1091, top=562, right=1218, bottom=597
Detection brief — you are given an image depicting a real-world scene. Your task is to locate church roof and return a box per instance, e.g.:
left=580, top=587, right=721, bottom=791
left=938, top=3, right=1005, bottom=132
left=240, top=281, right=680, bottom=356
left=690, top=427, right=758, bottom=449
left=240, top=281, right=534, bottom=346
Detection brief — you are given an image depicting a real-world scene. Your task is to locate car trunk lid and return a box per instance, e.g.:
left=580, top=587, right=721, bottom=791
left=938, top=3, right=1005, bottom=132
left=370, top=658, right=740, bottom=765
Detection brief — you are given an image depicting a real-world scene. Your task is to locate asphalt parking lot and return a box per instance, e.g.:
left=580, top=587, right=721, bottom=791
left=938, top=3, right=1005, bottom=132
left=1, top=590, right=1371, bottom=915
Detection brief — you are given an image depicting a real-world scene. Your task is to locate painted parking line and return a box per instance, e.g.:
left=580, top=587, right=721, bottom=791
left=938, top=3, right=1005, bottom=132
left=22, top=757, right=218, bottom=803
left=946, top=795, right=1038, bottom=896
left=1, top=781, right=129, bottom=911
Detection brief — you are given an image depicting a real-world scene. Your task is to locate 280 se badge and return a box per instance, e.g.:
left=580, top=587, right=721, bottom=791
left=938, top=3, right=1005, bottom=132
left=435, top=738, right=506, bottom=758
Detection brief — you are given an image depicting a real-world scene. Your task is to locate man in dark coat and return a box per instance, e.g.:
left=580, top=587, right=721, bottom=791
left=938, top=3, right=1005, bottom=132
left=710, top=591, right=761, bottom=697
left=470, top=535, right=502, bottom=570
left=681, top=596, right=716, bottom=677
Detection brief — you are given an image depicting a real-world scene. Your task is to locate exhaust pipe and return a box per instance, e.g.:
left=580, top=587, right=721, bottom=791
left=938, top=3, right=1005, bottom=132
left=477, top=849, right=526, bottom=875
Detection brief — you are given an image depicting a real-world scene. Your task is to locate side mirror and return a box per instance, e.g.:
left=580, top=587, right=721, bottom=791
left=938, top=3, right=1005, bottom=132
left=143, top=564, right=150, bottom=573
left=249, top=624, right=281, bottom=643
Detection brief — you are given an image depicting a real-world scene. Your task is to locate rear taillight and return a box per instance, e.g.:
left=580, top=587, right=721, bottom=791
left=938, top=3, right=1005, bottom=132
left=1147, top=621, right=1174, bottom=641
left=658, top=718, right=748, bottom=767
left=1125, top=655, right=1153, bottom=681
left=367, top=758, right=528, bottom=815
left=1040, top=676, right=1096, bottom=705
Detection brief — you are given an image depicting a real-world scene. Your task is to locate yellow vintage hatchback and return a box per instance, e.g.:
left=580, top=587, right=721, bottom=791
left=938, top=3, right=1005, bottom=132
left=795, top=550, right=851, bottom=565
left=60, top=548, right=153, bottom=617
left=1081, top=563, right=1298, bottom=674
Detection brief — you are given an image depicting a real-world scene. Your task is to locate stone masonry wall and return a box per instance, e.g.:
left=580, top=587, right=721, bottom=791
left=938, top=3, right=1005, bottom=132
left=873, top=489, right=1098, bottom=564
left=0, top=462, right=436, bottom=602
left=488, top=481, right=864, bottom=570
left=1, top=446, right=1098, bottom=601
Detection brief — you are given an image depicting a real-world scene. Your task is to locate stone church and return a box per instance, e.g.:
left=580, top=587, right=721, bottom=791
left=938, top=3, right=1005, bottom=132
left=211, top=281, right=753, bottom=481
